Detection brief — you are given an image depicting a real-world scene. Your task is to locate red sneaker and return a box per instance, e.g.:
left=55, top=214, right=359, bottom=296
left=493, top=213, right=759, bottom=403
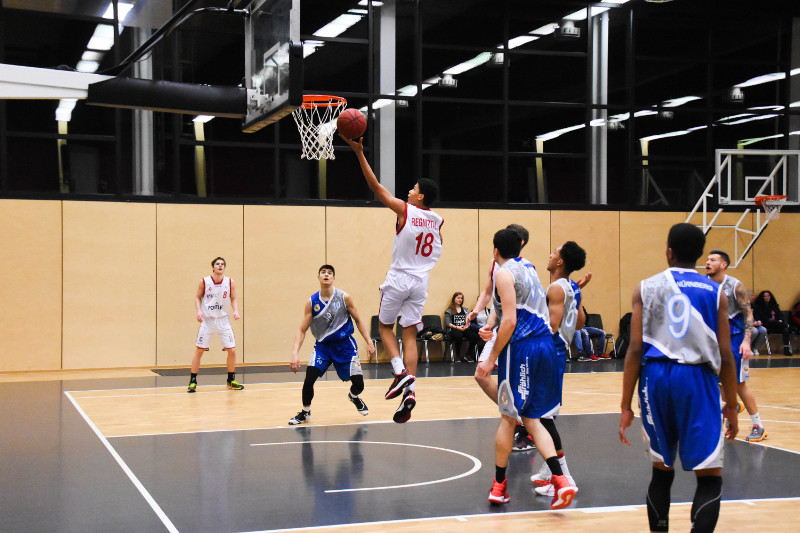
left=550, top=474, right=576, bottom=510
left=488, top=478, right=510, bottom=504
left=589, top=354, right=600, bottom=361
left=598, top=352, right=611, bottom=359
left=385, top=369, right=415, bottom=399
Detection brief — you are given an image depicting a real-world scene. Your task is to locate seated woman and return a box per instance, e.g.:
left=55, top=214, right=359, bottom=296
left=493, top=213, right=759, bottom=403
left=748, top=290, right=768, bottom=355
left=444, top=292, right=481, bottom=363
left=753, top=290, right=792, bottom=356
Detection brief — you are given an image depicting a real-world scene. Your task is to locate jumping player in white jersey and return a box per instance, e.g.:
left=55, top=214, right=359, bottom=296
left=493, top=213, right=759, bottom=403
left=620, top=223, right=739, bottom=533
left=341, top=134, right=443, bottom=424
left=532, top=241, right=586, bottom=498
left=705, top=249, right=767, bottom=442
left=188, top=257, right=243, bottom=393
left=288, top=265, right=376, bottom=425
left=477, top=228, right=575, bottom=510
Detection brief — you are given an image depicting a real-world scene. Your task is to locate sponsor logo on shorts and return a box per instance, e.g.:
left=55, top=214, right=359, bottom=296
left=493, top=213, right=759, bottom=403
left=517, top=362, right=529, bottom=400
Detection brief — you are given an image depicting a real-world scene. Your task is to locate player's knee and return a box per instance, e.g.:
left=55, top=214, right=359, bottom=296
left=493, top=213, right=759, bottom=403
left=646, top=466, right=675, bottom=532
left=350, top=374, right=364, bottom=395
left=691, top=475, right=722, bottom=533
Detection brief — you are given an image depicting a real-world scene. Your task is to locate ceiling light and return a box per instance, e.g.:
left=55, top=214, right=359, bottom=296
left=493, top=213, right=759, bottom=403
left=726, top=87, right=744, bottom=104
left=76, top=60, right=99, bottom=73
left=193, top=115, right=215, bottom=123
left=443, top=52, right=493, bottom=75
left=87, top=24, right=115, bottom=51
left=438, top=74, right=458, bottom=88
left=357, top=0, right=383, bottom=5
left=82, top=51, right=104, bottom=62
left=735, top=72, right=785, bottom=88
left=661, top=96, right=701, bottom=107
left=563, top=7, right=610, bottom=22
left=507, top=35, right=538, bottom=49
left=556, top=20, right=581, bottom=40
left=531, top=24, right=558, bottom=36
left=56, top=99, right=78, bottom=122
left=314, top=14, right=362, bottom=38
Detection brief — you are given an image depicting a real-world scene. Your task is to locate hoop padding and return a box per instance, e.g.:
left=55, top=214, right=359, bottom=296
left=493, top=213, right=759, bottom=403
left=291, top=95, right=347, bottom=160
left=756, top=195, right=787, bottom=221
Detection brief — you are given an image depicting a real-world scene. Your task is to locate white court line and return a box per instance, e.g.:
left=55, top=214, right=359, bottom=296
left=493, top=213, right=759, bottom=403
left=239, top=496, right=800, bottom=533
left=106, top=411, right=619, bottom=439
left=761, top=404, right=800, bottom=412
left=64, top=391, right=179, bottom=533
left=251, top=440, right=481, bottom=493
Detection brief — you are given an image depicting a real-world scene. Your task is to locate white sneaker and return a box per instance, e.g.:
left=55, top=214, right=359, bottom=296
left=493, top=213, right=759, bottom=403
left=534, top=475, right=578, bottom=497
left=530, top=462, right=552, bottom=486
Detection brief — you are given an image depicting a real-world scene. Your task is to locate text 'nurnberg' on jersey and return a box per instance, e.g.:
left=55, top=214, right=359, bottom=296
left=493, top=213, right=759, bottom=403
left=640, top=267, right=723, bottom=374
left=391, top=203, right=444, bottom=277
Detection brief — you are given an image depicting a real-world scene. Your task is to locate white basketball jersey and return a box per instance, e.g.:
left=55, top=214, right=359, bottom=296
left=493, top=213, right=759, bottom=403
left=201, top=275, right=231, bottom=319
left=390, top=203, right=443, bottom=277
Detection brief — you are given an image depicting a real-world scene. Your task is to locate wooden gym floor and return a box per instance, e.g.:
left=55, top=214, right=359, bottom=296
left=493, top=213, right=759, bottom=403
left=1, top=355, right=799, bottom=532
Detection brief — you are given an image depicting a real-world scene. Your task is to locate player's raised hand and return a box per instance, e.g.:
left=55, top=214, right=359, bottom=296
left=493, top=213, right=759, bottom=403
left=338, top=133, right=364, bottom=153
left=619, top=407, right=634, bottom=446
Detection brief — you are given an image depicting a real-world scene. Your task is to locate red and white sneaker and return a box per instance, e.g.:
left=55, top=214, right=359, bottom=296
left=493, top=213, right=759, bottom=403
left=589, top=354, right=600, bottom=361
left=385, top=369, right=415, bottom=399
left=392, top=390, right=416, bottom=424
left=488, top=478, right=510, bottom=504
left=549, top=474, right=576, bottom=510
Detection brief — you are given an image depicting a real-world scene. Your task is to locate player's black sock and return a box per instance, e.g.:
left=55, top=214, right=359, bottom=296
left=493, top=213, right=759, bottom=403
left=190, top=373, right=198, bottom=384
left=350, top=374, right=365, bottom=396
left=302, top=367, right=323, bottom=406
left=227, top=372, right=235, bottom=382
left=541, top=418, right=562, bottom=450
left=646, top=466, right=674, bottom=532
left=545, top=456, right=564, bottom=476
left=495, top=465, right=507, bottom=483
left=691, top=475, right=722, bottom=533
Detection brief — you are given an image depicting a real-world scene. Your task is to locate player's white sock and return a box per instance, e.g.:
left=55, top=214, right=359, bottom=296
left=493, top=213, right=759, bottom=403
left=390, top=356, right=405, bottom=375
left=557, top=455, right=573, bottom=480
left=751, top=412, right=763, bottom=427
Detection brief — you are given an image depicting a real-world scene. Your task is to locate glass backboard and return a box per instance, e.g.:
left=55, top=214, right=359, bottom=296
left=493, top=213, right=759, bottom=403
left=243, top=0, right=301, bottom=133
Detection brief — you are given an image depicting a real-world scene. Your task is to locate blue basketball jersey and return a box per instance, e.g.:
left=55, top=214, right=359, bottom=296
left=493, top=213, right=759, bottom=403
left=551, top=278, right=582, bottom=352
left=310, top=289, right=354, bottom=344
left=493, top=257, right=552, bottom=343
left=641, top=268, right=723, bottom=373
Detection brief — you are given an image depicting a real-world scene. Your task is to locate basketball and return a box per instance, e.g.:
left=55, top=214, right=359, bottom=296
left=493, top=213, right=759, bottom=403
left=337, top=108, right=367, bottom=140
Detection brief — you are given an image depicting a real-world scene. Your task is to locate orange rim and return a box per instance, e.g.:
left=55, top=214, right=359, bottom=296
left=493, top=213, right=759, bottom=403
left=300, top=94, right=347, bottom=109
left=755, top=194, right=787, bottom=206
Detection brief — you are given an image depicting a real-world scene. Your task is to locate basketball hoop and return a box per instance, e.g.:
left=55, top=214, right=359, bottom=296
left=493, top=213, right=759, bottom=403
left=755, top=194, right=787, bottom=221
left=291, top=95, right=347, bottom=160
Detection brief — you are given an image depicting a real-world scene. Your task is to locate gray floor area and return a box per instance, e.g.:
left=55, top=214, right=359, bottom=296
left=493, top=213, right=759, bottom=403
left=1, top=359, right=798, bottom=532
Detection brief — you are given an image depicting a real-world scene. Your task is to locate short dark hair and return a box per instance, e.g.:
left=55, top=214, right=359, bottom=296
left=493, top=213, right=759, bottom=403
left=211, top=257, right=226, bottom=267
left=506, top=224, right=529, bottom=249
left=560, top=241, right=586, bottom=274
left=318, top=264, right=335, bottom=276
left=417, top=178, right=439, bottom=207
left=493, top=228, right=522, bottom=259
left=709, top=249, right=730, bottom=267
left=667, top=223, right=706, bottom=263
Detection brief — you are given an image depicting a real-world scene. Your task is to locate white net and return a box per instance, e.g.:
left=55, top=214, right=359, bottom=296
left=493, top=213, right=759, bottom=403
left=291, top=97, right=346, bottom=160
left=761, top=200, right=785, bottom=221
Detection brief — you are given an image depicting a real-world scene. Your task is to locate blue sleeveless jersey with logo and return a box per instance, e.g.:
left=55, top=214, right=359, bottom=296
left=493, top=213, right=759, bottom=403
left=308, top=290, right=361, bottom=381
left=638, top=267, right=725, bottom=471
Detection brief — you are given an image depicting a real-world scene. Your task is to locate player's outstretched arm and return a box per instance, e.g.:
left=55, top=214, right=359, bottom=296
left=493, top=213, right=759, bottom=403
left=290, top=300, right=313, bottom=373
left=195, top=280, right=205, bottom=323
left=345, top=293, right=376, bottom=360
left=735, top=281, right=753, bottom=360
left=339, top=135, right=405, bottom=217
left=619, top=285, right=644, bottom=446
left=717, top=296, right=739, bottom=440
left=576, top=271, right=592, bottom=289
left=230, top=279, right=240, bottom=320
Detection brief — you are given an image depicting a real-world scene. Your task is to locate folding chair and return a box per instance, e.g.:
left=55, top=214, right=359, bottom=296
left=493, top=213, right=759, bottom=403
left=586, top=313, right=615, bottom=356
left=419, top=315, right=447, bottom=363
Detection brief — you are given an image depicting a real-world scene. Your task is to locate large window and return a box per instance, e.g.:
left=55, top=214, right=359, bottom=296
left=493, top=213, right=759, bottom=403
left=1, top=0, right=798, bottom=211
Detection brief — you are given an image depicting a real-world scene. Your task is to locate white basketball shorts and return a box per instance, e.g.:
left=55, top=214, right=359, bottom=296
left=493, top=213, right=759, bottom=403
left=379, top=269, right=428, bottom=329
left=196, top=316, right=236, bottom=350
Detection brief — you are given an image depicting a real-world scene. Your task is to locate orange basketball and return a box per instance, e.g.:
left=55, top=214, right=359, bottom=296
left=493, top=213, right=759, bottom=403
left=337, top=108, right=367, bottom=140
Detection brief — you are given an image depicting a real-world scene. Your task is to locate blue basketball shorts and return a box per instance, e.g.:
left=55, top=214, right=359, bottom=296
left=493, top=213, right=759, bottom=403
left=309, top=337, right=363, bottom=381
left=497, top=335, right=561, bottom=421
left=731, top=332, right=749, bottom=383
left=638, top=359, right=724, bottom=470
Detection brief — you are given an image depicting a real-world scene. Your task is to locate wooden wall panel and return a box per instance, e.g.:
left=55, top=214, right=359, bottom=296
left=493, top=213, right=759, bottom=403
left=156, top=204, right=243, bottom=368
left=244, top=205, right=325, bottom=364
left=550, top=210, right=620, bottom=336
left=477, top=209, right=551, bottom=303
left=0, top=200, right=62, bottom=371
left=753, top=212, right=800, bottom=310
left=62, top=201, right=156, bottom=369
left=618, top=211, right=687, bottom=316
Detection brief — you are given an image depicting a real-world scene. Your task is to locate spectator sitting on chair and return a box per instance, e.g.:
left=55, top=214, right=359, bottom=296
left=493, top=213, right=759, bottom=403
left=753, top=290, right=793, bottom=356
left=574, top=326, right=607, bottom=361
left=445, top=292, right=481, bottom=362
left=748, top=290, right=768, bottom=356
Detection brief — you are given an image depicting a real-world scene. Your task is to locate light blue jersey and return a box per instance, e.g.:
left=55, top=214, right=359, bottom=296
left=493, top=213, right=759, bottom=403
left=552, top=278, right=582, bottom=352
left=493, top=257, right=552, bottom=342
